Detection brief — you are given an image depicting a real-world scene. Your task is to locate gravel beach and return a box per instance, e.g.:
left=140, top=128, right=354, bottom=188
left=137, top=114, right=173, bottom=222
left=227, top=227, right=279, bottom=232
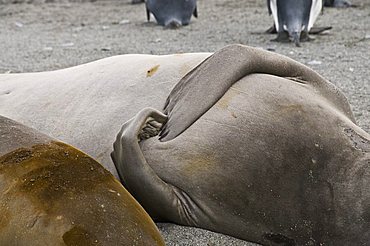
left=1, top=0, right=369, bottom=245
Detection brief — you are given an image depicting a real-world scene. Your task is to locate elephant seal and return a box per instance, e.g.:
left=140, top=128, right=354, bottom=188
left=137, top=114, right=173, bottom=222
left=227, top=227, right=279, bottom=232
left=146, top=0, right=197, bottom=28
left=266, top=0, right=329, bottom=46
left=0, top=116, right=164, bottom=245
left=111, top=45, right=370, bottom=245
left=1, top=44, right=369, bottom=244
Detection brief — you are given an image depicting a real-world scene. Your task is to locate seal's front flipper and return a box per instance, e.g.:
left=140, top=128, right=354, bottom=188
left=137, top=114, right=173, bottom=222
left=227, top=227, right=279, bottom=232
left=160, top=44, right=352, bottom=142
left=111, top=108, right=204, bottom=225
left=309, top=26, right=332, bottom=34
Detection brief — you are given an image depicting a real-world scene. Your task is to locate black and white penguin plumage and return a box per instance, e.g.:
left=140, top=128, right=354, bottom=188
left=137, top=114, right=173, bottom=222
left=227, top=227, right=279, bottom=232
left=267, top=0, right=323, bottom=46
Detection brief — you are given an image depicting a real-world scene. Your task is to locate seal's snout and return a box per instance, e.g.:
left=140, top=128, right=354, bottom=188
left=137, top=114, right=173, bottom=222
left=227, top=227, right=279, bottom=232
left=165, top=19, right=182, bottom=29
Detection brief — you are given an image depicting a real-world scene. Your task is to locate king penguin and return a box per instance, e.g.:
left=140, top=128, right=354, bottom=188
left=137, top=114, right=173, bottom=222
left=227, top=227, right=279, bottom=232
left=267, top=0, right=323, bottom=46
left=146, top=0, right=198, bottom=28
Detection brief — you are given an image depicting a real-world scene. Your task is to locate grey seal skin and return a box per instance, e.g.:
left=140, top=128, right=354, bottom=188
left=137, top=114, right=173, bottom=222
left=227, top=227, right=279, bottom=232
left=112, top=45, right=370, bottom=245
left=266, top=0, right=326, bottom=46
left=146, top=0, right=197, bottom=28
left=0, top=116, right=165, bottom=245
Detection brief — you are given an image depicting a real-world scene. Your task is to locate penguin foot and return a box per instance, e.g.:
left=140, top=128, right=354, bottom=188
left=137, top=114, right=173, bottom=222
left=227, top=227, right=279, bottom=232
left=309, top=26, right=332, bottom=35
left=324, top=0, right=357, bottom=7
left=265, top=25, right=277, bottom=34
left=132, top=0, right=144, bottom=4
left=300, top=32, right=314, bottom=42
left=272, top=32, right=290, bottom=43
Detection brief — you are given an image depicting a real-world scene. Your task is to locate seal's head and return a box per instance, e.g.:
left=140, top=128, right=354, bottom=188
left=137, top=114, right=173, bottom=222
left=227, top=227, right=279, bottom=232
left=146, top=0, right=198, bottom=28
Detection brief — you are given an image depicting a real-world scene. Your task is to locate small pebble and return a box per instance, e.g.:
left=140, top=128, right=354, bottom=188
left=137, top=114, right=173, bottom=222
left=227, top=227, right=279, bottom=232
left=60, top=42, right=74, bottom=47
left=101, top=47, right=111, bottom=51
left=14, top=22, right=23, bottom=28
left=119, top=19, right=130, bottom=25
left=307, top=60, right=322, bottom=65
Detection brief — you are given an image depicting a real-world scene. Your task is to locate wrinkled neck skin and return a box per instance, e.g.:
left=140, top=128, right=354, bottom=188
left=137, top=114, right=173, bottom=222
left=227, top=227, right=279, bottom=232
left=328, top=126, right=370, bottom=245
left=145, top=118, right=370, bottom=245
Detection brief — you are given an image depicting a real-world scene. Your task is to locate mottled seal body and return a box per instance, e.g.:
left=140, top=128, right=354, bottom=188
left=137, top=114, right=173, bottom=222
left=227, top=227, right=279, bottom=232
left=112, top=45, right=370, bottom=245
left=267, top=0, right=323, bottom=46
left=0, top=116, right=164, bottom=245
left=146, top=0, right=197, bottom=27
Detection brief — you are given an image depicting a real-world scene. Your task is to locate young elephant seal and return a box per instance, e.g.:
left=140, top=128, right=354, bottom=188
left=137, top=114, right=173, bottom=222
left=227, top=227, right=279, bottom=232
left=112, top=45, right=370, bottom=245
left=0, top=116, right=164, bottom=246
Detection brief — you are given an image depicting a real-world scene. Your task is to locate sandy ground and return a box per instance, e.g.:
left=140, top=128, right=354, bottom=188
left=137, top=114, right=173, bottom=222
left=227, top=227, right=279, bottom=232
left=0, top=0, right=369, bottom=245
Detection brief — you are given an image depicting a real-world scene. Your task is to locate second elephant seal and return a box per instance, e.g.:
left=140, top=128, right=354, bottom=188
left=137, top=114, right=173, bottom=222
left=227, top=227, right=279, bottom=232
left=0, top=116, right=164, bottom=246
